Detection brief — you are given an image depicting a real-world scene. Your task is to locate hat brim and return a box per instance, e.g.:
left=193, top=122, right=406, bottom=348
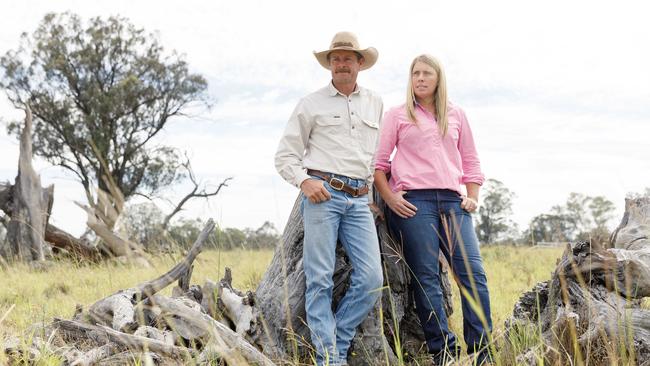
left=313, top=47, right=378, bottom=71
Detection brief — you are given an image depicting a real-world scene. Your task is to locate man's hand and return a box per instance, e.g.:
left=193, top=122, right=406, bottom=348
left=386, top=191, right=417, bottom=218
left=301, top=179, right=331, bottom=204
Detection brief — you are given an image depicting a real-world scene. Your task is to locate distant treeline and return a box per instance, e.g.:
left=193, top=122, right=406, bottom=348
left=475, top=180, right=650, bottom=246
left=119, top=203, right=280, bottom=251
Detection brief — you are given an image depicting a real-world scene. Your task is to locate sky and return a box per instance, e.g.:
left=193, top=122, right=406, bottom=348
left=1, top=0, right=649, bottom=236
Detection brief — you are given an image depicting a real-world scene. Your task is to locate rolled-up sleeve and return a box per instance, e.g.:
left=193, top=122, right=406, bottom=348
left=275, top=100, right=312, bottom=188
left=374, top=108, right=397, bottom=173
left=457, top=108, right=485, bottom=185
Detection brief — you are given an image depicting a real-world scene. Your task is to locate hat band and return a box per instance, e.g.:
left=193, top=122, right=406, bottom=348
left=331, top=41, right=355, bottom=48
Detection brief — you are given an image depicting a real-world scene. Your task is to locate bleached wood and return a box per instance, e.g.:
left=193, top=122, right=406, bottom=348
left=149, top=295, right=275, bottom=366
left=5, top=106, right=49, bottom=262
left=509, top=197, right=650, bottom=365
left=86, top=220, right=215, bottom=331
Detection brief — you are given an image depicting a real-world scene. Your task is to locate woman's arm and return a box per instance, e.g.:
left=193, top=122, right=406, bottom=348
left=461, top=182, right=480, bottom=213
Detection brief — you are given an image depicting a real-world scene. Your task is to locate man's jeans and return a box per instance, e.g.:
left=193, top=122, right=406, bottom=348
left=388, top=189, right=492, bottom=358
left=302, top=174, right=383, bottom=365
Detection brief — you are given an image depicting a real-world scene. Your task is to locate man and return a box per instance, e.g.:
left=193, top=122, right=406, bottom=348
left=275, top=31, right=383, bottom=366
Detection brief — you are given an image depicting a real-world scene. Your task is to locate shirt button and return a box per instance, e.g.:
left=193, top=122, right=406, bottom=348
left=352, top=126, right=355, bottom=129
left=351, top=112, right=355, bottom=115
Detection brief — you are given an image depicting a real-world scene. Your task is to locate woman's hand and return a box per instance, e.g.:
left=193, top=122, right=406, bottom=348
left=386, top=191, right=417, bottom=218
left=460, top=195, right=479, bottom=213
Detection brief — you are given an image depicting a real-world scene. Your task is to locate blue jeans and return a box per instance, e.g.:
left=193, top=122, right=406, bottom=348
left=302, top=174, right=383, bottom=365
left=388, top=189, right=492, bottom=357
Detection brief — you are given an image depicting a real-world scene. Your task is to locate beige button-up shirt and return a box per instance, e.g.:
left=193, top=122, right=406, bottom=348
left=275, top=82, right=384, bottom=191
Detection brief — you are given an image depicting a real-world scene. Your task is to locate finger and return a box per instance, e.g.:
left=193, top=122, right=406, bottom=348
left=322, top=187, right=332, bottom=200
left=390, top=205, right=408, bottom=219
left=315, top=191, right=328, bottom=202
left=403, top=200, right=418, bottom=211
left=400, top=204, right=416, bottom=217
left=397, top=205, right=416, bottom=218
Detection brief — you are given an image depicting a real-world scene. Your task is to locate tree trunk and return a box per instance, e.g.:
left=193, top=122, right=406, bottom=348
left=3, top=107, right=52, bottom=262
left=254, top=193, right=454, bottom=365
left=508, top=196, right=650, bottom=365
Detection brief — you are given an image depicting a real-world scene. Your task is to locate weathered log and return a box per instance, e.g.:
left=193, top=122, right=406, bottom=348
left=84, top=220, right=215, bottom=330
left=254, top=193, right=454, bottom=364
left=509, top=197, right=650, bottom=365
left=1, top=180, right=103, bottom=262
left=54, top=318, right=196, bottom=360
left=45, top=223, right=102, bottom=260
left=69, top=343, right=118, bottom=366
left=96, top=351, right=166, bottom=365
left=133, top=326, right=175, bottom=345
left=3, top=107, right=52, bottom=262
left=75, top=201, right=149, bottom=264
left=149, top=295, right=275, bottom=366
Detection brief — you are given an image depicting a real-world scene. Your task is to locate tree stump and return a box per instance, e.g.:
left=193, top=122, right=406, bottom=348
left=1, top=107, right=53, bottom=262
left=508, top=196, right=650, bottom=365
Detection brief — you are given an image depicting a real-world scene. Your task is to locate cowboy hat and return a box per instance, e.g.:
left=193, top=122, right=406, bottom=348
left=313, top=31, right=378, bottom=71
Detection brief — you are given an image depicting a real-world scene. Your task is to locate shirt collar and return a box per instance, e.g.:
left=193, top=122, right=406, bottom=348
left=328, top=81, right=363, bottom=97
left=414, top=101, right=436, bottom=119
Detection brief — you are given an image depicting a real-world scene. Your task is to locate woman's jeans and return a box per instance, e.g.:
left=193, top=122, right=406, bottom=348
left=388, top=189, right=492, bottom=357
left=302, top=174, right=383, bottom=365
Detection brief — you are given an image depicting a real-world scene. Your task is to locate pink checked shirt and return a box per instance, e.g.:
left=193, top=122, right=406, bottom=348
left=374, top=103, right=485, bottom=194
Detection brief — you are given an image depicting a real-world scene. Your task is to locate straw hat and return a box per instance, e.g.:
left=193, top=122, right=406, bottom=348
left=313, top=31, right=378, bottom=70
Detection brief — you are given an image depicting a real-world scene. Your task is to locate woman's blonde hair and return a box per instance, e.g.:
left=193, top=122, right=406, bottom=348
left=405, top=54, right=448, bottom=136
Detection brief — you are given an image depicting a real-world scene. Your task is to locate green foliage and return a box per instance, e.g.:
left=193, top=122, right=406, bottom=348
left=475, top=179, right=517, bottom=244
left=522, top=192, right=616, bottom=245
left=0, top=12, right=208, bottom=202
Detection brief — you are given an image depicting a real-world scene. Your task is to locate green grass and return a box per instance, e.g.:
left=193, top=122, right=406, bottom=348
left=0, top=245, right=563, bottom=364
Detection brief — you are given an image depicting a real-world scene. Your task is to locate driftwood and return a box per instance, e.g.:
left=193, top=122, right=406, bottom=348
left=508, top=196, right=650, bottom=365
left=81, top=220, right=215, bottom=331
left=4, top=219, right=281, bottom=365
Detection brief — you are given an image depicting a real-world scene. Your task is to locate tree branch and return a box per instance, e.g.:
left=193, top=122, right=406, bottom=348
left=162, top=160, right=231, bottom=229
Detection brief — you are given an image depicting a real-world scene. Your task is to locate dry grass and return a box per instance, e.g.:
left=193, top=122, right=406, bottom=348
left=0, top=245, right=563, bottom=364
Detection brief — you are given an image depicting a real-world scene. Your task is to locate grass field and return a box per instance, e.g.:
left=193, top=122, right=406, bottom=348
left=0, top=245, right=564, bottom=364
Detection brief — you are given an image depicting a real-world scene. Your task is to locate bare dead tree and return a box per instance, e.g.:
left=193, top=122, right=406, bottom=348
left=1, top=106, right=53, bottom=262
left=162, top=157, right=232, bottom=230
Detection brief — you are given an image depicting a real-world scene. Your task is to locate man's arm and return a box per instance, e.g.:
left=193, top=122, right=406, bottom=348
left=274, top=100, right=331, bottom=204
left=274, top=100, right=312, bottom=187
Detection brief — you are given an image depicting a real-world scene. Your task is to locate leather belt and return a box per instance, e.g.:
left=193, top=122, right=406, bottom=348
left=307, top=169, right=369, bottom=197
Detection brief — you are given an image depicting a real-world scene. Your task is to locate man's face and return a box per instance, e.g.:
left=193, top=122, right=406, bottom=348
left=328, top=50, right=364, bottom=86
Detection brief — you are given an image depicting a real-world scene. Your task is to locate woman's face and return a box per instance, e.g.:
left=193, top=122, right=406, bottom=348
left=411, top=61, right=438, bottom=101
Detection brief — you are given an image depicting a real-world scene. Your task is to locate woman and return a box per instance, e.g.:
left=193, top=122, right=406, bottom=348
left=374, top=54, right=492, bottom=364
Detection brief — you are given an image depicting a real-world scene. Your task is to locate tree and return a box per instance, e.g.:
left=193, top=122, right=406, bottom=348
left=120, top=202, right=166, bottom=250
left=588, top=195, right=615, bottom=230
left=0, top=12, right=208, bottom=222
left=523, top=193, right=617, bottom=245
left=474, top=178, right=516, bottom=244
left=524, top=213, right=574, bottom=244
left=563, top=192, right=591, bottom=236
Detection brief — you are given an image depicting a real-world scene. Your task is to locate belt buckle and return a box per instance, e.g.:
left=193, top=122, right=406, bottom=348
left=329, top=177, right=345, bottom=191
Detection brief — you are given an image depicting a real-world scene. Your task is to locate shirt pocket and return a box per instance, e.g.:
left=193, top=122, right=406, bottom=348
left=359, top=118, right=380, bottom=154
left=315, top=116, right=344, bottom=127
